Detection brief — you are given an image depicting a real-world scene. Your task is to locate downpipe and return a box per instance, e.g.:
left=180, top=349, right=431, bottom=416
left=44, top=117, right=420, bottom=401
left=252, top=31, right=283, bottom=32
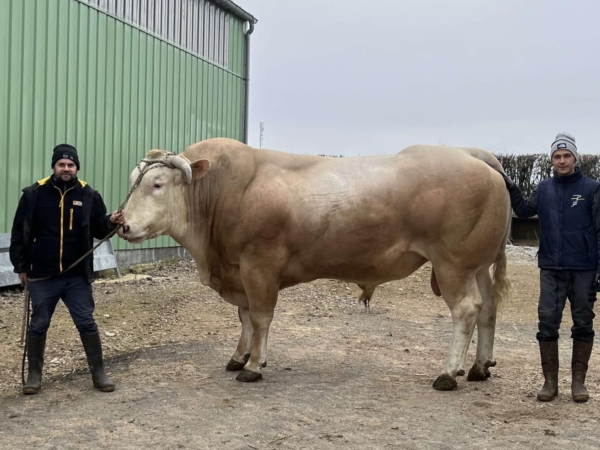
left=243, top=21, right=255, bottom=144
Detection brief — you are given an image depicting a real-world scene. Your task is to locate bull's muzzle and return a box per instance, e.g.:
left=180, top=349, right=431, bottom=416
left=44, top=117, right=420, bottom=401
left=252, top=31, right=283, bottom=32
left=118, top=224, right=131, bottom=240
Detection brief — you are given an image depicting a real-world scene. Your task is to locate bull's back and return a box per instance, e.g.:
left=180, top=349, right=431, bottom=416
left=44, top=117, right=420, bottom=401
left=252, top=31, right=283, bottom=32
left=242, top=143, right=508, bottom=232
left=252, top=145, right=509, bottom=278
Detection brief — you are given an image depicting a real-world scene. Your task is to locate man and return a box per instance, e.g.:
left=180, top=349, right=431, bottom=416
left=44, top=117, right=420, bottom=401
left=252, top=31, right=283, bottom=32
left=503, top=132, right=600, bottom=402
left=10, top=144, right=124, bottom=394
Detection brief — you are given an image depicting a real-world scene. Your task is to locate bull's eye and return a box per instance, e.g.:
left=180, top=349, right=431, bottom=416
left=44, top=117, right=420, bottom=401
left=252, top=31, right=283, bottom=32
left=153, top=183, right=162, bottom=189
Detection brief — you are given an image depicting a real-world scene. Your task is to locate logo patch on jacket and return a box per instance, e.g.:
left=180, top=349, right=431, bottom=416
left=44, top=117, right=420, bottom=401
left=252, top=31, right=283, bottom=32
left=73, top=200, right=83, bottom=206
left=571, top=195, right=584, bottom=207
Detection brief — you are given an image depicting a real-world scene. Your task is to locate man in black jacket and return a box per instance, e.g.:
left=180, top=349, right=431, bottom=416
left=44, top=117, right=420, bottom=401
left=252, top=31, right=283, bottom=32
left=503, top=132, right=600, bottom=403
left=10, top=144, right=124, bottom=394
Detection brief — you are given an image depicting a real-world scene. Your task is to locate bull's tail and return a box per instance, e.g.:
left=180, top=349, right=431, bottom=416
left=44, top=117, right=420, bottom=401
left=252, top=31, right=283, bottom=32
left=492, top=214, right=512, bottom=308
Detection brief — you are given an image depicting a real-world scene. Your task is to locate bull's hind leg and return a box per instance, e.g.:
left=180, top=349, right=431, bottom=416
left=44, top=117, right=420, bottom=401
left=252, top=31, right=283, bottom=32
left=226, top=306, right=254, bottom=371
left=432, top=270, right=482, bottom=391
left=467, top=268, right=497, bottom=381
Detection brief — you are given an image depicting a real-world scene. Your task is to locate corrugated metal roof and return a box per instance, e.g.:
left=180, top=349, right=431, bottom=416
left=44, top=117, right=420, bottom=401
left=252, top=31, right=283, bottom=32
left=76, top=0, right=254, bottom=68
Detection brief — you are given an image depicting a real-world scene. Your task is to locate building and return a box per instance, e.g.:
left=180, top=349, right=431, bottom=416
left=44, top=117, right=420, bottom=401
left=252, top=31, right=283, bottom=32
left=0, top=0, right=257, bottom=273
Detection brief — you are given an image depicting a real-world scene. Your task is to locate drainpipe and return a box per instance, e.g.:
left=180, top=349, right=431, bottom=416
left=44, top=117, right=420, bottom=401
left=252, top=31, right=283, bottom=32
left=212, top=1, right=257, bottom=144
left=243, top=21, right=255, bottom=145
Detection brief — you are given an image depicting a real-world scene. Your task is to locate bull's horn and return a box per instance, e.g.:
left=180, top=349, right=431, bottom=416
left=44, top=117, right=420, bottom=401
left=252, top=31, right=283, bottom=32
left=166, top=154, right=193, bottom=184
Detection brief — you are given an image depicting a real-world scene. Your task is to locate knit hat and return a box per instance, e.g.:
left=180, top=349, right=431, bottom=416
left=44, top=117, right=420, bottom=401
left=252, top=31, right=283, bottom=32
left=550, top=132, right=578, bottom=161
left=51, top=144, right=80, bottom=170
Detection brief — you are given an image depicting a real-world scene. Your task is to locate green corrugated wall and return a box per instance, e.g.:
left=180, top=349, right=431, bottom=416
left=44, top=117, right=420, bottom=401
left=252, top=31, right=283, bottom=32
left=0, top=0, right=248, bottom=250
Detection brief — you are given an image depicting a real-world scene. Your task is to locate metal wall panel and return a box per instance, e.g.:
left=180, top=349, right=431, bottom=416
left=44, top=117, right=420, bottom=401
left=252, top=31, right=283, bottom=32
left=0, top=0, right=249, bottom=252
left=77, top=0, right=232, bottom=68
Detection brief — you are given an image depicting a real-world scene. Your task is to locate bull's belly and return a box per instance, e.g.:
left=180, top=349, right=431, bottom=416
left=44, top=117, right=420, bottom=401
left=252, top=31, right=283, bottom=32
left=207, top=250, right=428, bottom=303
left=280, top=250, right=428, bottom=288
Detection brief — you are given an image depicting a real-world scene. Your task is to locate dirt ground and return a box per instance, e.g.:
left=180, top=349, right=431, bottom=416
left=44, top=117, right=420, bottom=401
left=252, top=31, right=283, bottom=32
left=1, top=245, right=599, bottom=449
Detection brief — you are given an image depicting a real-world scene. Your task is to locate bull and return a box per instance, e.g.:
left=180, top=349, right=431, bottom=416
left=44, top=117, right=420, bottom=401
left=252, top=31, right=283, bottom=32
left=119, top=138, right=511, bottom=390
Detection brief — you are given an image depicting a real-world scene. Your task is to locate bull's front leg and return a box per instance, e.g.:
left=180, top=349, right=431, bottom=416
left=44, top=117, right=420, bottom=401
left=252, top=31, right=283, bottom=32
left=226, top=306, right=253, bottom=371
left=236, top=267, right=279, bottom=383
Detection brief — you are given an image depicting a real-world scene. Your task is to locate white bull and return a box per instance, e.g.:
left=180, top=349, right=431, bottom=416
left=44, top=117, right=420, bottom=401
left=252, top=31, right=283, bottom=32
left=119, top=138, right=511, bottom=390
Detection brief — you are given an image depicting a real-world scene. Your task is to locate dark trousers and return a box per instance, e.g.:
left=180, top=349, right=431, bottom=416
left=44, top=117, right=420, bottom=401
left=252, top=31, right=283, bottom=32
left=537, top=269, right=596, bottom=343
left=27, top=275, right=98, bottom=336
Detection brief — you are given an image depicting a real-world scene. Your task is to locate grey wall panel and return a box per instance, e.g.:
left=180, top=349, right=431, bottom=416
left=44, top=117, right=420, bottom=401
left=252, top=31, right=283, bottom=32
left=79, top=0, right=247, bottom=70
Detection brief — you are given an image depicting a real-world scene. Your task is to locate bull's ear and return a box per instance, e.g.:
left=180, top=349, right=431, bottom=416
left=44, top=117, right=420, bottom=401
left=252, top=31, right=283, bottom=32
left=191, top=159, right=211, bottom=180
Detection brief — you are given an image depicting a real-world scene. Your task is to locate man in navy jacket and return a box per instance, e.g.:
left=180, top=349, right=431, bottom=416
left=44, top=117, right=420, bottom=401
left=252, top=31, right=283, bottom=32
left=504, top=132, right=600, bottom=403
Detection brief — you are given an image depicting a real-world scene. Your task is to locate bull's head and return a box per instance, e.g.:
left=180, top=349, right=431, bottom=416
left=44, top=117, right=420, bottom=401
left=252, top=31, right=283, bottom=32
left=119, top=149, right=211, bottom=243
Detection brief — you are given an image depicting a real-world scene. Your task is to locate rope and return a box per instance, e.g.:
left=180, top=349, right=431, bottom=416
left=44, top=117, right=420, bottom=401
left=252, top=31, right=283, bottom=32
left=21, top=289, right=30, bottom=386
left=20, top=157, right=169, bottom=385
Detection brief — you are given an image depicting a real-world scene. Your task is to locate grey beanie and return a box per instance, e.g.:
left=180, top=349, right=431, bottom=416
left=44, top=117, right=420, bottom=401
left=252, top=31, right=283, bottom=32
left=550, top=132, right=578, bottom=161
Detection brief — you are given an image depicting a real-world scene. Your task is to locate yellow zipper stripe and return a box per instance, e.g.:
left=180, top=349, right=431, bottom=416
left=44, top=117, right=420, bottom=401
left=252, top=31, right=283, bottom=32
left=69, top=208, right=73, bottom=230
left=54, top=186, right=75, bottom=273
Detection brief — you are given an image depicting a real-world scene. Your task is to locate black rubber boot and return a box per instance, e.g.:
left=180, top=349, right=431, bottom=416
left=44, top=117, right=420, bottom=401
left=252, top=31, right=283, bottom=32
left=572, top=340, right=593, bottom=403
left=23, top=333, right=46, bottom=395
left=537, top=340, right=559, bottom=402
left=80, top=332, right=115, bottom=392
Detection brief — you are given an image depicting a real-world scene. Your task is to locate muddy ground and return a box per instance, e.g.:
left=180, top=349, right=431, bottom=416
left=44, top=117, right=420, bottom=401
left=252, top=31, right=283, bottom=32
left=1, top=245, right=599, bottom=449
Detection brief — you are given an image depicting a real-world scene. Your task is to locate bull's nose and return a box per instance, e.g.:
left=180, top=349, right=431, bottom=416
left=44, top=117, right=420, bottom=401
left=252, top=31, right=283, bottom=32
left=122, top=224, right=130, bottom=234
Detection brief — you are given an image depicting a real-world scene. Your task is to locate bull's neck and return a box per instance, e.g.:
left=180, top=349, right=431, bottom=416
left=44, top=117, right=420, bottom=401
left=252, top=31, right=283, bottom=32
left=170, top=222, right=213, bottom=286
left=166, top=182, right=215, bottom=285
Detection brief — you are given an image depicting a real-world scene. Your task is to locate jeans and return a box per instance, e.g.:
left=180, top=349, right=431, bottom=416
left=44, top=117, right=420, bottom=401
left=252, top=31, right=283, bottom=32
left=537, top=269, right=596, bottom=342
left=27, top=275, right=98, bottom=336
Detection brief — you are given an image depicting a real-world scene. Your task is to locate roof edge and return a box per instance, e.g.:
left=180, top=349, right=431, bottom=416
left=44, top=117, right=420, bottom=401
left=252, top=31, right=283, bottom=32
left=211, top=0, right=258, bottom=24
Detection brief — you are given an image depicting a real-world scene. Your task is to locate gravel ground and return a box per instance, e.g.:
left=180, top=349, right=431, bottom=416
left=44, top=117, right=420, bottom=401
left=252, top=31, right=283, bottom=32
left=1, top=245, right=599, bottom=449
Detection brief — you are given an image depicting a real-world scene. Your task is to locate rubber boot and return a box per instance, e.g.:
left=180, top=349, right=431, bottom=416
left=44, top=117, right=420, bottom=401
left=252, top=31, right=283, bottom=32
left=537, top=340, right=559, bottom=402
left=23, top=333, right=46, bottom=395
left=572, top=340, right=593, bottom=403
left=80, top=332, right=115, bottom=392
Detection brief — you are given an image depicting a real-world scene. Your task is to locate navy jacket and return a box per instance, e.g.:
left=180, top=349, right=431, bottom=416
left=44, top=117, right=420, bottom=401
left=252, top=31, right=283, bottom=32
left=509, top=167, right=600, bottom=271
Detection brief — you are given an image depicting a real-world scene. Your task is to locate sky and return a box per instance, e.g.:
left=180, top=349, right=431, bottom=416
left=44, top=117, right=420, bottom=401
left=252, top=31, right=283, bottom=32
left=237, top=0, right=600, bottom=156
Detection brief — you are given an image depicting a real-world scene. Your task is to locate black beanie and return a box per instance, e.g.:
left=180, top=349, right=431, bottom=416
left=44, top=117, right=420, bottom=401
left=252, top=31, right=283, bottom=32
left=51, top=144, right=80, bottom=170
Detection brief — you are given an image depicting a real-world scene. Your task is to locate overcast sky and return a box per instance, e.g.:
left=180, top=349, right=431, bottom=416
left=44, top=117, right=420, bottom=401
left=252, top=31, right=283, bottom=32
left=238, top=0, right=600, bottom=156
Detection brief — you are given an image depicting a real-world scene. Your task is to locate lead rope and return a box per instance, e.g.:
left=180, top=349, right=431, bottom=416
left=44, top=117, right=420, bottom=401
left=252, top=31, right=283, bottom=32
left=20, top=157, right=169, bottom=386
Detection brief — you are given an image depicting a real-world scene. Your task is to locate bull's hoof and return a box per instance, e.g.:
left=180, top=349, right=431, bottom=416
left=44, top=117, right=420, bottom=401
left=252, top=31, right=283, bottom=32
left=226, top=358, right=246, bottom=371
left=466, top=364, right=491, bottom=381
left=432, top=374, right=457, bottom=391
left=236, top=369, right=263, bottom=382
left=226, top=353, right=251, bottom=371
left=457, top=369, right=466, bottom=376
left=485, top=359, right=497, bottom=368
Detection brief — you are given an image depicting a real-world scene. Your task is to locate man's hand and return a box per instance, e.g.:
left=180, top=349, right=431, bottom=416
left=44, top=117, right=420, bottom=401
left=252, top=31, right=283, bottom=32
left=18, top=272, right=28, bottom=287
left=109, top=210, right=125, bottom=225
left=500, top=172, right=516, bottom=190
left=593, top=272, right=600, bottom=292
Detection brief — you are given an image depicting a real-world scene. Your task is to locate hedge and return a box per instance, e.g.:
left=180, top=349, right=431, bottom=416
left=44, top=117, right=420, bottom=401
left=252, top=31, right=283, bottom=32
left=494, top=154, right=600, bottom=198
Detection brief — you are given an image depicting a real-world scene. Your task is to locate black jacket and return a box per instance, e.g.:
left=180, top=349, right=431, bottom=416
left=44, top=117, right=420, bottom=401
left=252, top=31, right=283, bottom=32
left=10, top=176, right=117, bottom=282
left=509, top=167, right=600, bottom=271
